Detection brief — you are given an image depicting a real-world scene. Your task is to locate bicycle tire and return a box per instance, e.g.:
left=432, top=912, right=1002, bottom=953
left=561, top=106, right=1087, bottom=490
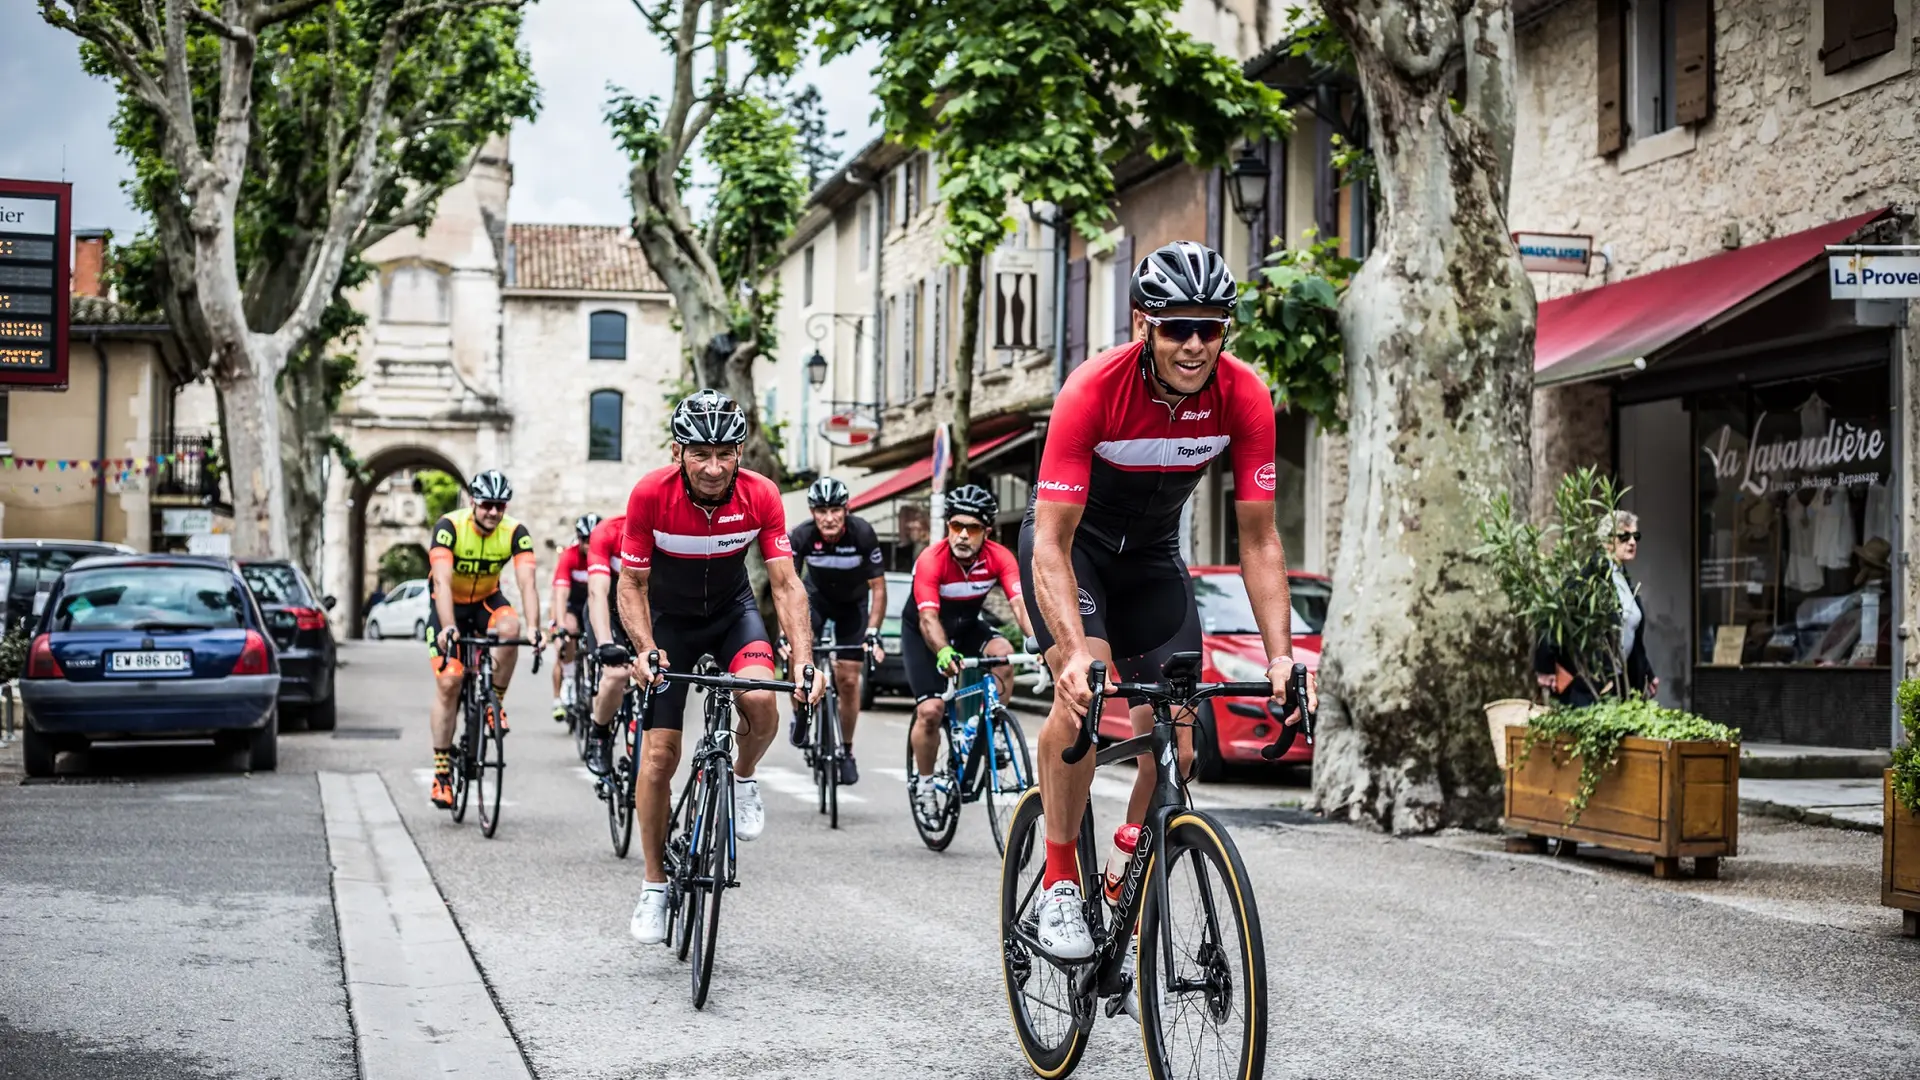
left=689, top=761, right=729, bottom=1009
left=478, top=716, right=505, bottom=839
left=983, top=707, right=1036, bottom=857
left=671, top=770, right=700, bottom=962
left=818, top=690, right=840, bottom=829
left=1135, top=809, right=1267, bottom=1080
left=608, top=707, right=637, bottom=858
left=907, top=717, right=961, bottom=851
left=1000, top=789, right=1098, bottom=1079
left=451, top=687, right=476, bottom=823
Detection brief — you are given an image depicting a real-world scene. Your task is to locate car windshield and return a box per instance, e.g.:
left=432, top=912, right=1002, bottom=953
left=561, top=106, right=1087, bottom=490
left=242, top=563, right=312, bottom=606
left=881, top=574, right=912, bottom=636
left=51, top=567, right=246, bottom=632
left=1194, top=574, right=1329, bottom=635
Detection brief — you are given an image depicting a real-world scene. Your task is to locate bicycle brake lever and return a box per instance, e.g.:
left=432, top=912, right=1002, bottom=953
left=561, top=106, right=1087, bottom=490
left=1260, top=663, right=1314, bottom=760
left=1061, top=660, right=1106, bottom=765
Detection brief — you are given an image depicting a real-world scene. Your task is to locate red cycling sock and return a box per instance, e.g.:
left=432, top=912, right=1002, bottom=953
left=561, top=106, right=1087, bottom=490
left=1043, top=840, right=1080, bottom=890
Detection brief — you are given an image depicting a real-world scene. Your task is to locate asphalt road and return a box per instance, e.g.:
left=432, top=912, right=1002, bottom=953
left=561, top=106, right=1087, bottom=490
left=2, top=639, right=1915, bottom=1079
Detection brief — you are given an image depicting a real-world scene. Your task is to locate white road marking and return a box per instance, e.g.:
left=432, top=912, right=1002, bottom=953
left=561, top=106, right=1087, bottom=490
left=751, top=764, right=867, bottom=804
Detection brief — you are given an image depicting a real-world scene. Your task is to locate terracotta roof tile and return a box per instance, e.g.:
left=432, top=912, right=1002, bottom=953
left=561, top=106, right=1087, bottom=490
left=70, top=295, right=162, bottom=326
left=507, top=224, right=665, bottom=293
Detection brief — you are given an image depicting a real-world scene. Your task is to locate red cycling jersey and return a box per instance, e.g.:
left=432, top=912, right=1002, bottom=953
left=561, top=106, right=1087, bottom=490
left=1035, top=341, right=1276, bottom=550
left=911, top=538, right=1022, bottom=624
left=585, top=515, right=629, bottom=577
left=620, top=465, right=792, bottom=617
left=551, top=542, right=589, bottom=589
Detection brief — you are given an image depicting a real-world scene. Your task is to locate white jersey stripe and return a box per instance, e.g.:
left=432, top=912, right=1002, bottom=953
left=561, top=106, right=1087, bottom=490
left=938, top=581, right=995, bottom=598
left=805, top=554, right=866, bottom=570
left=1093, top=435, right=1230, bottom=469
left=652, top=528, right=760, bottom=557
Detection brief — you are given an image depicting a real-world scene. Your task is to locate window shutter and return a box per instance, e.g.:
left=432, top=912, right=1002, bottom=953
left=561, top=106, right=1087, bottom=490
left=1111, top=236, right=1135, bottom=346
left=1672, top=0, right=1714, bottom=126
left=1596, top=0, right=1626, bottom=154
left=1065, top=258, right=1089, bottom=369
left=1822, top=0, right=1898, bottom=73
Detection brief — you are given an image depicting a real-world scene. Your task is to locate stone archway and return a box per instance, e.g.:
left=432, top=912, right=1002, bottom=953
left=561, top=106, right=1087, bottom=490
left=344, top=445, right=466, bottom=638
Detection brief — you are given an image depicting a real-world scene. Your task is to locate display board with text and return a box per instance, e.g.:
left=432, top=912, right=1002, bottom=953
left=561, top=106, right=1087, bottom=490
left=0, top=178, right=72, bottom=390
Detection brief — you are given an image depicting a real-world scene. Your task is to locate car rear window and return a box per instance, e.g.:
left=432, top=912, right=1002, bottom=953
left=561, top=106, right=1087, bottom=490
left=242, top=563, right=313, bottom=606
left=1194, top=574, right=1329, bottom=636
left=51, top=567, right=247, bottom=632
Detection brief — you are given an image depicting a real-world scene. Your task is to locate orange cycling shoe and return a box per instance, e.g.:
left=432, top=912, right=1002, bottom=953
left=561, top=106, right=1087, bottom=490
left=430, top=773, right=455, bottom=808
left=488, top=704, right=510, bottom=734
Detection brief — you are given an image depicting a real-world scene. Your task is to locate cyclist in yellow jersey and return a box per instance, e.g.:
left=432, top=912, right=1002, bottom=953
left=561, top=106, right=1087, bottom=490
left=425, top=470, right=542, bottom=808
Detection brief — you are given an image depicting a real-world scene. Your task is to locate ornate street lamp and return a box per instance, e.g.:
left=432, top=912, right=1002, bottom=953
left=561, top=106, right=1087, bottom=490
left=1226, top=143, right=1269, bottom=226
left=806, top=347, right=829, bottom=390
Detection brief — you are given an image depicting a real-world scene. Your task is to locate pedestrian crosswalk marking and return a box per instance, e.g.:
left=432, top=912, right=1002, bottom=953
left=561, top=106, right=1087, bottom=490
left=750, top=764, right=867, bottom=804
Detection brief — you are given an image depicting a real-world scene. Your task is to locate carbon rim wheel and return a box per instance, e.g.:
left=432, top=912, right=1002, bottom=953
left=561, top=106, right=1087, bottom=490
left=821, top=693, right=840, bottom=829
left=1000, top=789, right=1096, bottom=1079
left=984, top=708, right=1036, bottom=857
left=689, top=764, right=729, bottom=1009
left=674, top=769, right=702, bottom=962
left=906, top=716, right=960, bottom=851
left=608, top=716, right=636, bottom=857
left=478, top=716, right=505, bottom=838
left=450, top=723, right=474, bottom=823
left=1136, top=811, right=1267, bottom=1080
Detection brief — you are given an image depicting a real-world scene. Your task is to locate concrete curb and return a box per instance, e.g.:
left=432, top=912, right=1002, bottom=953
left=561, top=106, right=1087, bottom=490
left=1739, top=796, right=1884, bottom=835
left=319, top=770, right=533, bottom=1080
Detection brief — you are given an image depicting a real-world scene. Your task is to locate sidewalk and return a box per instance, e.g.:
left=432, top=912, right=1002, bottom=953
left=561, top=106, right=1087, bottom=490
left=1741, top=776, right=1887, bottom=833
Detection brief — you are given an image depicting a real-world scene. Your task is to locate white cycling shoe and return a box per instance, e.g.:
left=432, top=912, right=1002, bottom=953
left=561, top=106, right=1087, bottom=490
left=734, top=776, right=766, bottom=841
left=629, top=883, right=669, bottom=944
left=1031, top=881, right=1096, bottom=961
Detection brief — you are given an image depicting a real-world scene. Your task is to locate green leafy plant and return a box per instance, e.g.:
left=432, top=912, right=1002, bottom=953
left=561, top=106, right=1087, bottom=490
left=1894, top=679, right=1920, bottom=813
left=1518, top=698, right=1739, bottom=824
left=1230, top=236, right=1358, bottom=432
left=1473, top=466, right=1627, bottom=703
left=416, top=471, right=463, bottom=523
left=0, top=624, right=29, bottom=684
left=378, top=544, right=430, bottom=588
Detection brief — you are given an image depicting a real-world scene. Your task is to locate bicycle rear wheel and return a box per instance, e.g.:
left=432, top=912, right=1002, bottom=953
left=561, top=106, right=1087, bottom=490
left=983, top=707, right=1036, bottom=857
left=477, top=694, right=506, bottom=838
left=607, top=707, right=637, bottom=857
left=688, top=761, right=731, bottom=1009
left=906, top=716, right=960, bottom=851
left=1000, top=789, right=1098, bottom=1078
left=1136, top=809, right=1267, bottom=1080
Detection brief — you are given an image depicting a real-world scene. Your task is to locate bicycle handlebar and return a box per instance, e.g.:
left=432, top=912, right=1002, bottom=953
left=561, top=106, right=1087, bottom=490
left=1061, top=661, right=1107, bottom=765
left=640, top=649, right=815, bottom=715
left=439, top=634, right=543, bottom=674
left=1059, top=661, right=1314, bottom=765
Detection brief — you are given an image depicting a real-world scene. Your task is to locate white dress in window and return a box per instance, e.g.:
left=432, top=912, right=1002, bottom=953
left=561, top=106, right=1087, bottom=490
left=1785, top=500, right=1823, bottom=592
left=1811, top=488, right=1857, bottom=570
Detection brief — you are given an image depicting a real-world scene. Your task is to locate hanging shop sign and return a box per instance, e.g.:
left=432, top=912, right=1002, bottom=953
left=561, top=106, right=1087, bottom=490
left=0, top=178, right=71, bottom=390
left=818, top=411, right=879, bottom=447
left=1512, top=232, right=1593, bottom=274
left=1826, top=249, right=1920, bottom=298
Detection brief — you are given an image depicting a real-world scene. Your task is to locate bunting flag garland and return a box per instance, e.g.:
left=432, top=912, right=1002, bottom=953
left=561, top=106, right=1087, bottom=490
left=1, top=453, right=180, bottom=475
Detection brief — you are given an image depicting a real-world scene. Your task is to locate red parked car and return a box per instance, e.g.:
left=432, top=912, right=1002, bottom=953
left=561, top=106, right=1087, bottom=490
left=1099, top=568, right=1329, bottom=779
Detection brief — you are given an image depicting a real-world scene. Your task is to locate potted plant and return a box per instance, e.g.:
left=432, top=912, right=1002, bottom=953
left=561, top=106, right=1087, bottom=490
left=1884, top=678, right=1920, bottom=937
left=1476, top=468, right=1741, bottom=879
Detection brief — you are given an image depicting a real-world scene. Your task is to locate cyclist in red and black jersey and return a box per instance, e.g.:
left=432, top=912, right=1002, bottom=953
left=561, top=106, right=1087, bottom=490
left=579, top=512, right=632, bottom=776
left=905, top=484, right=1037, bottom=818
left=547, top=513, right=599, bottom=722
left=613, top=390, right=825, bottom=947
left=1019, top=240, right=1315, bottom=960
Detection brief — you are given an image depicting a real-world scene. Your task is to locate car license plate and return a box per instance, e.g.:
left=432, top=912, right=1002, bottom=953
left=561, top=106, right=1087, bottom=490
left=110, top=650, right=190, bottom=673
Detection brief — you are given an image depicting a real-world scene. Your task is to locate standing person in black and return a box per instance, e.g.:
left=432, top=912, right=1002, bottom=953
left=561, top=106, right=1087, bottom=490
left=1535, top=511, right=1658, bottom=706
left=787, top=476, right=888, bottom=784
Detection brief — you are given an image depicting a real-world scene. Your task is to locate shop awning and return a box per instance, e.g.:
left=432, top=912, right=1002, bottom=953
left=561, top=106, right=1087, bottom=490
left=1534, top=208, right=1892, bottom=387
left=848, top=430, right=1026, bottom=511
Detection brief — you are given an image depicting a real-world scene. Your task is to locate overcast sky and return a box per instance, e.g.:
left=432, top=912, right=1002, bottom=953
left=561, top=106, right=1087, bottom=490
left=0, top=1, right=879, bottom=237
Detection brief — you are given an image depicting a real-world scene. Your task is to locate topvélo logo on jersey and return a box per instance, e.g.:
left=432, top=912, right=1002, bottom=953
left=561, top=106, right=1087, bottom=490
left=1255, top=461, right=1278, bottom=492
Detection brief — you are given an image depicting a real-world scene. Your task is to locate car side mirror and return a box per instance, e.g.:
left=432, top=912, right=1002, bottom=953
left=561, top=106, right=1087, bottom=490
left=323, top=595, right=337, bottom=610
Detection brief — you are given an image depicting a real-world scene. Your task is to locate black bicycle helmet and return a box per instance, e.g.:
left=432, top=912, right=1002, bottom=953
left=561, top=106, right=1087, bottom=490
left=671, top=389, right=749, bottom=446
left=1130, top=240, right=1237, bottom=312
left=468, top=469, right=512, bottom=503
left=574, top=512, right=602, bottom=543
left=808, top=476, right=851, bottom=508
left=945, top=483, right=998, bottom=523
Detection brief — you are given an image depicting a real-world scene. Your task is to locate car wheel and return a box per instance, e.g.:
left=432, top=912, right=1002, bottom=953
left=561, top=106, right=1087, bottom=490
left=366, top=618, right=382, bottom=640
left=307, top=691, right=338, bottom=732
left=22, top=726, right=57, bottom=778
left=413, top=620, right=427, bottom=641
left=1191, top=700, right=1226, bottom=783
left=247, top=717, right=279, bottom=772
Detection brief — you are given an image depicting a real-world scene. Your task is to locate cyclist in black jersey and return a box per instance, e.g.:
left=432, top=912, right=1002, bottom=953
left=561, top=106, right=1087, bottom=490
left=785, top=476, right=887, bottom=785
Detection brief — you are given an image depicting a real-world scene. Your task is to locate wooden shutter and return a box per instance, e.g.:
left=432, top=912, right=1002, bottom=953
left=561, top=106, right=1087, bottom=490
left=1822, top=0, right=1898, bottom=73
left=1065, top=258, right=1089, bottom=369
left=1596, top=0, right=1626, bottom=154
left=1111, top=236, right=1135, bottom=346
left=1672, top=0, right=1714, bottom=126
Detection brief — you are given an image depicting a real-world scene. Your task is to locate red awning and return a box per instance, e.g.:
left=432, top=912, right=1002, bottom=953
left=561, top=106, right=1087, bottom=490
left=1534, top=208, right=1890, bottom=386
left=848, top=430, right=1023, bottom=511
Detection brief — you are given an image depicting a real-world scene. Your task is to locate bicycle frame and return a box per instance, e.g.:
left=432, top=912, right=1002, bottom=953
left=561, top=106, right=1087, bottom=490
left=940, top=655, right=1037, bottom=795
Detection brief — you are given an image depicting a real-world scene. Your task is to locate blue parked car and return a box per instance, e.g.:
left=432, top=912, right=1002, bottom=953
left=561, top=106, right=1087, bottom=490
left=19, top=554, right=282, bottom=776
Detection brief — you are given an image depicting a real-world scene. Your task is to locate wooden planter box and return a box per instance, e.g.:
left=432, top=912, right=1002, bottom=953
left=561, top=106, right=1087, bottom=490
left=1501, top=727, right=1738, bottom=879
left=1883, top=770, right=1920, bottom=938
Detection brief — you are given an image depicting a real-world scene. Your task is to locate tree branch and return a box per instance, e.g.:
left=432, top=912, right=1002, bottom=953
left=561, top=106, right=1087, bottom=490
left=1460, top=0, right=1516, bottom=205
left=659, top=0, right=706, bottom=174
left=628, top=0, right=673, bottom=39
left=183, top=2, right=250, bottom=41
left=352, top=142, right=486, bottom=254
left=254, top=0, right=329, bottom=27
left=40, top=1, right=174, bottom=117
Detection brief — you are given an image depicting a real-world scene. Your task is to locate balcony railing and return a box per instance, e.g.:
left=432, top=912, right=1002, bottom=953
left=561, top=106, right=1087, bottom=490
left=150, top=433, right=229, bottom=508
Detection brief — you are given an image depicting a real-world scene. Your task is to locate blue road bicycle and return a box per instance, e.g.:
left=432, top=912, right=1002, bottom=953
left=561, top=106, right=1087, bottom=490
left=907, top=653, right=1042, bottom=855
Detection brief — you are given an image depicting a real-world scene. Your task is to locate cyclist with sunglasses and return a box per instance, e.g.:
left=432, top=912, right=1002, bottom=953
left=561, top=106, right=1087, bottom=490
left=904, top=484, right=1037, bottom=820
left=1018, top=240, right=1314, bottom=960
left=425, top=470, right=542, bottom=809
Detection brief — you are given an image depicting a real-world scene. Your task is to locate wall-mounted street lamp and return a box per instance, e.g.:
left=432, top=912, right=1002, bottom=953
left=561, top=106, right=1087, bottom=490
left=1226, top=143, right=1270, bottom=226
left=806, top=347, right=829, bottom=389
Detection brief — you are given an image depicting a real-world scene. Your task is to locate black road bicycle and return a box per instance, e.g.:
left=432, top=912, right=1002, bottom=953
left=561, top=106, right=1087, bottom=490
left=800, top=640, right=874, bottom=830
left=548, top=628, right=591, bottom=735
left=597, top=667, right=644, bottom=858
left=571, top=631, right=604, bottom=763
left=648, top=651, right=812, bottom=1009
left=1000, top=651, right=1311, bottom=1080
left=437, top=634, right=539, bottom=839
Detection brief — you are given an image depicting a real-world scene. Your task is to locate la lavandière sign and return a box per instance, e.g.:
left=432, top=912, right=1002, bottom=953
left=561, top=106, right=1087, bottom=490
left=1701, top=410, right=1889, bottom=496
left=0, top=178, right=72, bottom=390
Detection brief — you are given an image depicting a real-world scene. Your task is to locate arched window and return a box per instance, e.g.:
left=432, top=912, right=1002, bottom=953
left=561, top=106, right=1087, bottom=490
left=589, top=310, right=628, bottom=360
left=588, top=390, right=623, bottom=461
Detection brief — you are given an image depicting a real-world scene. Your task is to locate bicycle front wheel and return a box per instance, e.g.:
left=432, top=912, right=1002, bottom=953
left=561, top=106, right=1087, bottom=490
left=689, top=762, right=731, bottom=1009
left=608, top=713, right=637, bottom=857
left=477, top=701, right=506, bottom=838
left=906, top=716, right=960, bottom=851
left=983, top=707, right=1036, bottom=856
left=1136, top=810, right=1267, bottom=1080
left=1000, top=788, right=1098, bottom=1079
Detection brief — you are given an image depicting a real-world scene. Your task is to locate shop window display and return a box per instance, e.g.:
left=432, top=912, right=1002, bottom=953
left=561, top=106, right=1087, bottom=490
left=1695, top=368, right=1894, bottom=669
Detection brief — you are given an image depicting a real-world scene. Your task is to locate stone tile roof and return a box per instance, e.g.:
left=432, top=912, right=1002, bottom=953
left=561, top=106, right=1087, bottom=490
left=507, top=224, right=665, bottom=293
left=70, top=295, right=164, bottom=327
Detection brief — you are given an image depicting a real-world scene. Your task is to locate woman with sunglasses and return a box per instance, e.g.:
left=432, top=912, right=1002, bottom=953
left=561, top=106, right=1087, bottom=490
left=903, top=484, right=1037, bottom=821
left=1534, top=510, right=1658, bottom=706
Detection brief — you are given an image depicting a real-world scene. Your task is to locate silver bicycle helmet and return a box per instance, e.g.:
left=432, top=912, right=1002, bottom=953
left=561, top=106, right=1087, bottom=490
left=945, top=483, right=998, bottom=522
left=808, top=476, right=851, bottom=508
left=468, top=469, right=512, bottom=503
left=1130, top=240, right=1237, bottom=312
left=670, top=389, right=750, bottom=446
left=575, top=512, right=602, bottom=543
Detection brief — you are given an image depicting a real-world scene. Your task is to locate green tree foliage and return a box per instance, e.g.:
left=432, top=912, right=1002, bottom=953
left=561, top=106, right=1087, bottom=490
left=378, top=543, right=430, bottom=587
left=416, top=470, right=463, bottom=523
left=785, top=83, right=844, bottom=188
left=1230, top=236, right=1358, bottom=433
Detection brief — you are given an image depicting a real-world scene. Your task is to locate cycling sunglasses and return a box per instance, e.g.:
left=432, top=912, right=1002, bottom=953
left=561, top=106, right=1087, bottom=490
left=477, top=500, right=508, bottom=513
left=1615, top=531, right=1641, bottom=542
left=947, top=520, right=987, bottom=538
left=1144, top=314, right=1231, bottom=344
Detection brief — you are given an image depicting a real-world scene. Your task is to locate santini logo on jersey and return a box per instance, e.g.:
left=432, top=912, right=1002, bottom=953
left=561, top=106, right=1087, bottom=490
left=717, top=513, right=746, bottom=524
left=1179, top=409, right=1212, bottom=421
